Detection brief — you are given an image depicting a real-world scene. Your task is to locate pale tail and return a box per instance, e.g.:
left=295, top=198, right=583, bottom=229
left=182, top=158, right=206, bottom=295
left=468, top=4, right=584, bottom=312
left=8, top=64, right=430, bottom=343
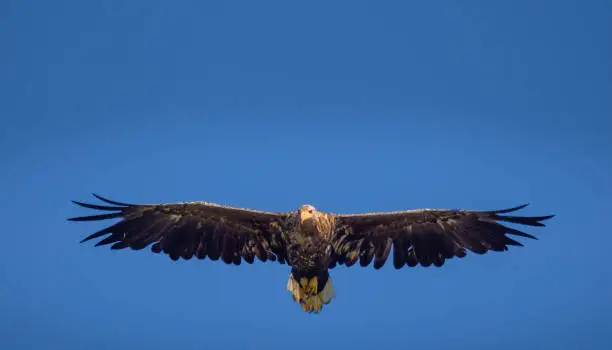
left=286, top=272, right=336, bottom=314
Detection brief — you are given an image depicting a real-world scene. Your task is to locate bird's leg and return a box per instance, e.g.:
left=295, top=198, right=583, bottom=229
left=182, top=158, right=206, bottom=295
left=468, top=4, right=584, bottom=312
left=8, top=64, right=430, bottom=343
left=299, top=277, right=309, bottom=290
left=306, top=276, right=318, bottom=295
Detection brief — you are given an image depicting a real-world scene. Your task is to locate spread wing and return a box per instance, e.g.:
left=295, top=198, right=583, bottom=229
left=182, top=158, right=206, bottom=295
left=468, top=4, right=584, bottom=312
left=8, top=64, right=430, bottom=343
left=68, top=194, right=295, bottom=265
left=330, top=204, right=554, bottom=269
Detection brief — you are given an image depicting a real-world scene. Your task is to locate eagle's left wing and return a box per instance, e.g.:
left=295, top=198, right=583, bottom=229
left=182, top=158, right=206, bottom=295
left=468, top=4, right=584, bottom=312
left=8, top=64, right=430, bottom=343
left=68, top=194, right=295, bottom=265
left=330, top=204, right=554, bottom=269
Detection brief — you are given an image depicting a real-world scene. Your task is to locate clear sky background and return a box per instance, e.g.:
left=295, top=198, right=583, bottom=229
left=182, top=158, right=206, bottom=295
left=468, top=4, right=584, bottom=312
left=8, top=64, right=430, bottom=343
left=1, top=0, right=611, bottom=349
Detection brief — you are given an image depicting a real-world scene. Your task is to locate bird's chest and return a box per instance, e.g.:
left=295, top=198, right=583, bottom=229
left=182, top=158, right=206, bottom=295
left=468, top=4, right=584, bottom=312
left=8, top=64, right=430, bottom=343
left=289, top=230, right=325, bottom=250
left=287, top=231, right=331, bottom=268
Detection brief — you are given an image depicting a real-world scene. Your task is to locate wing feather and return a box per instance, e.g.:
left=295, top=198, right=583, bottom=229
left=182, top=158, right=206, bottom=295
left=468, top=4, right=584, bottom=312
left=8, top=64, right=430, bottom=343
left=68, top=194, right=295, bottom=265
left=331, top=204, right=554, bottom=269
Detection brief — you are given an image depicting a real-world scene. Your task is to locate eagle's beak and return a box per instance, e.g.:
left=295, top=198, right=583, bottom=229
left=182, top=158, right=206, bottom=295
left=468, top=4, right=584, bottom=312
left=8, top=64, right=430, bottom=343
left=299, top=209, right=314, bottom=223
left=299, top=210, right=307, bottom=223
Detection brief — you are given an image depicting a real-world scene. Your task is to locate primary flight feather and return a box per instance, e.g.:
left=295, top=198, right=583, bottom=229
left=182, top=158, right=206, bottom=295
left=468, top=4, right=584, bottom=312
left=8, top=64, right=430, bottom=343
left=69, top=193, right=554, bottom=313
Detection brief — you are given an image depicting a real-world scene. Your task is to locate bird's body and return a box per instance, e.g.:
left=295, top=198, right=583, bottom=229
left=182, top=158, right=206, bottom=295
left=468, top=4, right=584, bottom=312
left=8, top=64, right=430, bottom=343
left=285, top=205, right=337, bottom=311
left=69, top=194, right=554, bottom=313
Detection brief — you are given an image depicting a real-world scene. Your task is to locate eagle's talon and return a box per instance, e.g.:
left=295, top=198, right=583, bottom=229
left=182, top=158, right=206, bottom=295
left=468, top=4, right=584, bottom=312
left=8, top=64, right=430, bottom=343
left=306, top=276, right=318, bottom=295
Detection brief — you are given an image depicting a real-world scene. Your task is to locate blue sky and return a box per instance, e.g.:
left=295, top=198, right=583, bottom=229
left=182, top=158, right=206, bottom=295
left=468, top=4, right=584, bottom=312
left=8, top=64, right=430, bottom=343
left=1, top=0, right=611, bottom=349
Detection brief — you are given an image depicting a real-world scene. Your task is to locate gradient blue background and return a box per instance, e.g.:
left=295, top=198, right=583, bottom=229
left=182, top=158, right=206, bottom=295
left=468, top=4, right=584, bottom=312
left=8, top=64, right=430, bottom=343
left=1, top=1, right=611, bottom=349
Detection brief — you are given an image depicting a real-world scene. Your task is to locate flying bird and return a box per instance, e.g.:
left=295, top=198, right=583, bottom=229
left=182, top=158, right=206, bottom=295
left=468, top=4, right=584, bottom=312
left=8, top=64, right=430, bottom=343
left=68, top=194, right=554, bottom=313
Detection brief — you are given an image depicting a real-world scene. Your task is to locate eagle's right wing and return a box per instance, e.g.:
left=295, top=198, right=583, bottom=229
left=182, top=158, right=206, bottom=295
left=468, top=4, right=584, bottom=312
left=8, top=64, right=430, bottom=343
left=68, top=194, right=295, bottom=265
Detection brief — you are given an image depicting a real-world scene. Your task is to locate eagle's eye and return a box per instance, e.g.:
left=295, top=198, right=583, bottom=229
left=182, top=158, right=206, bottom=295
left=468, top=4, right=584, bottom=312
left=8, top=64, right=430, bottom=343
left=308, top=209, right=314, bottom=214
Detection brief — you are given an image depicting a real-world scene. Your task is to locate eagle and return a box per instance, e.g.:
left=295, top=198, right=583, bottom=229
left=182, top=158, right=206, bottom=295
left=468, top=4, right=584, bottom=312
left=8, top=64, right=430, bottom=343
left=68, top=194, right=554, bottom=313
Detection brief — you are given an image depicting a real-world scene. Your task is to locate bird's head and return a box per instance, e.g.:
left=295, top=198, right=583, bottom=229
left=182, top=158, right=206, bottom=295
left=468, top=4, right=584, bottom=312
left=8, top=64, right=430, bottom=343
left=298, top=204, right=318, bottom=224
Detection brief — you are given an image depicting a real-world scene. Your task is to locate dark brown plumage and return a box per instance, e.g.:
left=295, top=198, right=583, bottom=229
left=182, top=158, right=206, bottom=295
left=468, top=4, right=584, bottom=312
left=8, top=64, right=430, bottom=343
left=69, top=194, right=554, bottom=313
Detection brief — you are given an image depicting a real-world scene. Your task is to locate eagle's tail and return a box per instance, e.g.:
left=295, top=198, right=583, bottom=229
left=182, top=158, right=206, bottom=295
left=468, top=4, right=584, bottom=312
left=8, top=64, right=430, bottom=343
left=286, top=270, right=336, bottom=314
